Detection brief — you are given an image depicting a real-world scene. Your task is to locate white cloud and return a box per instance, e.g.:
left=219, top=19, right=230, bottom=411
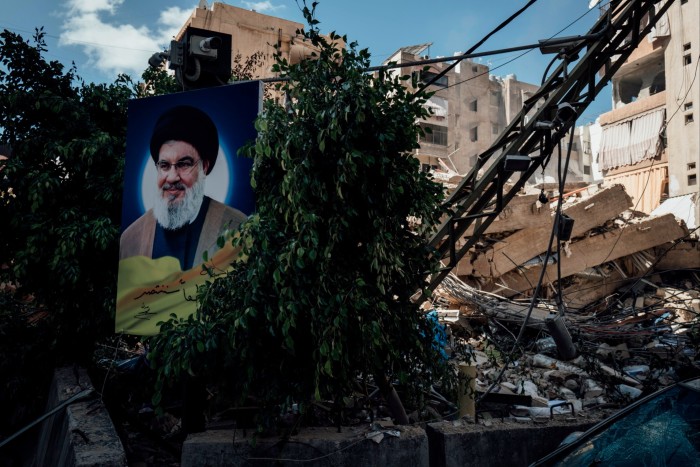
left=159, top=7, right=193, bottom=33
left=65, top=0, right=125, bottom=16
left=58, top=2, right=192, bottom=79
left=241, top=1, right=286, bottom=13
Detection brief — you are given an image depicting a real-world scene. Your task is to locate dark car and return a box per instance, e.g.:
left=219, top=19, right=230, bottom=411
left=531, top=378, right=700, bottom=466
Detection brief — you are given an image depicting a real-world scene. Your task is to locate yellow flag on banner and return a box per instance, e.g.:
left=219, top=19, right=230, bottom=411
left=116, top=235, right=241, bottom=336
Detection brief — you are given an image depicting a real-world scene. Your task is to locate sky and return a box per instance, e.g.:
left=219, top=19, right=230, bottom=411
left=0, top=0, right=612, bottom=123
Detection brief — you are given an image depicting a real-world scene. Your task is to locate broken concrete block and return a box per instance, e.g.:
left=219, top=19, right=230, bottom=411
left=564, top=379, right=580, bottom=391
left=596, top=343, right=631, bottom=360
left=558, top=387, right=577, bottom=400
left=532, top=354, right=585, bottom=375
left=583, top=379, right=603, bottom=399
left=520, top=380, right=540, bottom=397
left=495, top=214, right=688, bottom=296
left=469, top=184, right=633, bottom=278
left=623, top=365, right=650, bottom=381
left=531, top=395, right=550, bottom=408
left=617, top=384, right=642, bottom=400
left=501, top=382, right=517, bottom=392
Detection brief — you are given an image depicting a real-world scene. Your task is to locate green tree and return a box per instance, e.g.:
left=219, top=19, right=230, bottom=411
left=0, top=28, right=128, bottom=359
left=149, top=3, right=452, bottom=428
left=0, top=28, right=145, bottom=436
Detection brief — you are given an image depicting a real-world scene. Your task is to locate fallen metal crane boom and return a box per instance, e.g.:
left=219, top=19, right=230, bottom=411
left=422, top=0, right=677, bottom=297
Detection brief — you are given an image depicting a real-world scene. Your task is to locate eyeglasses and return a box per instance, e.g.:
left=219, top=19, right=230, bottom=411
left=156, top=158, right=201, bottom=174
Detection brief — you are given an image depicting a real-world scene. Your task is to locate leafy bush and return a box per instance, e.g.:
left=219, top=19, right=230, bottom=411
left=0, top=29, right=136, bottom=438
left=149, top=3, right=454, bottom=429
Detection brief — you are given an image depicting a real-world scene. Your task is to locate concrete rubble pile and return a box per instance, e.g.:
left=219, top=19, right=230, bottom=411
left=426, top=183, right=700, bottom=422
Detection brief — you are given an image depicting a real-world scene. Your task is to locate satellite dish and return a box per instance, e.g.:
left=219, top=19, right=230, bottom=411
left=198, top=0, right=208, bottom=9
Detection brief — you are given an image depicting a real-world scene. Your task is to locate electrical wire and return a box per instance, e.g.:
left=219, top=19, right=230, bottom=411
left=475, top=121, right=577, bottom=405
left=418, top=0, right=540, bottom=92
left=442, top=0, right=606, bottom=92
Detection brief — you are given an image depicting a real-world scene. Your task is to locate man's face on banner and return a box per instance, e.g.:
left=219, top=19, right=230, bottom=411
left=153, top=140, right=210, bottom=230
left=156, top=140, right=209, bottom=203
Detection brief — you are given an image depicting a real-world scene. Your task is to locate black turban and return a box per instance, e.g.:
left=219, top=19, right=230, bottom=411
left=149, top=105, right=219, bottom=175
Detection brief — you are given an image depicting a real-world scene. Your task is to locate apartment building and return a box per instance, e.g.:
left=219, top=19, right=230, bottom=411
left=383, top=44, right=593, bottom=187
left=175, top=2, right=324, bottom=79
left=596, top=0, right=698, bottom=224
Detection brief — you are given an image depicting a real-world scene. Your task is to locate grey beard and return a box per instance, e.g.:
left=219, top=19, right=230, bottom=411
left=152, top=174, right=206, bottom=230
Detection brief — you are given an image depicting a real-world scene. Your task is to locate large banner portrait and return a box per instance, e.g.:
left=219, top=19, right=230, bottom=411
left=116, top=81, right=261, bottom=335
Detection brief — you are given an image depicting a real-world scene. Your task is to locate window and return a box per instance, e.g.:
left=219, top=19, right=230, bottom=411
left=685, top=113, right=694, bottom=124
left=490, top=91, right=500, bottom=106
left=684, top=54, right=692, bottom=66
left=689, top=174, right=697, bottom=186
left=584, top=165, right=591, bottom=175
left=470, top=100, right=478, bottom=111
left=650, top=72, right=665, bottom=95
left=420, top=123, right=448, bottom=146
left=583, top=141, right=592, bottom=154
left=689, top=163, right=697, bottom=171
left=419, top=71, right=448, bottom=88
left=470, top=126, right=478, bottom=142
left=681, top=0, right=687, bottom=4
left=685, top=102, right=694, bottom=111
left=492, top=124, right=499, bottom=135
left=683, top=43, right=691, bottom=51
left=472, top=65, right=478, bottom=73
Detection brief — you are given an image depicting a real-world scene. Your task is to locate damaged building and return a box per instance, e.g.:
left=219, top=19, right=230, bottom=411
left=593, top=0, right=699, bottom=225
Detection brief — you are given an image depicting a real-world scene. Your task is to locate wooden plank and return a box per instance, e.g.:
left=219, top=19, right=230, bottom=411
left=468, top=184, right=633, bottom=278
left=494, top=214, right=688, bottom=297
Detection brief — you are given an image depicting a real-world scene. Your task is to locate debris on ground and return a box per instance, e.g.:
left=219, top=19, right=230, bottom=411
left=425, top=183, right=700, bottom=426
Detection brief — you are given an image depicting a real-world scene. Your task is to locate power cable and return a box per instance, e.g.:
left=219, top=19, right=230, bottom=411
left=442, top=0, right=606, bottom=92
left=417, top=0, right=540, bottom=93
left=475, top=116, right=578, bottom=405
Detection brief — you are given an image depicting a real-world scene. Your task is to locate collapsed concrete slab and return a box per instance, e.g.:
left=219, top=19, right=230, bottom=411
left=493, top=213, right=688, bottom=297
left=466, top=185, right=632, bottom=278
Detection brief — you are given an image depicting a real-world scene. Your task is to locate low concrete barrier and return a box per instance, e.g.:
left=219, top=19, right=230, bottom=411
left=33, top=368, right=599, bottom=467
left=33, top=367, right=127, bottom=467
left=182, top=425, right=429, bottom=467
left=181, top=417, right=597, bottom=466
left=426, top=418, right=596, bottom=467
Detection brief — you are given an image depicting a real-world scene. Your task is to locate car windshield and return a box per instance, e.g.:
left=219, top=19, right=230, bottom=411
left=555, top=380, right=700, bottom=466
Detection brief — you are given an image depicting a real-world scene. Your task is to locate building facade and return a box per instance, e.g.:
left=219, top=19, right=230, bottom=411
left=176, top=2, right=326, bottom=80
left=383, top=44, right=592, bottom=187
left=596, top=0, right=698, bottom=223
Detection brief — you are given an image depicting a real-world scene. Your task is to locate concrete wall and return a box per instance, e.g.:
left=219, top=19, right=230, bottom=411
left=33, top=367, right=126, bottom=467
left=178, top=3, right=327, bottom=79
left=427, top=419, right=595, bottom=467
left=665, top=0, right=699, bottom=204
left=35, top=367, right=597, bottom=467
left=180, top=418, right=597, bottom=467
left=182, top=425, right=429, bottom=467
